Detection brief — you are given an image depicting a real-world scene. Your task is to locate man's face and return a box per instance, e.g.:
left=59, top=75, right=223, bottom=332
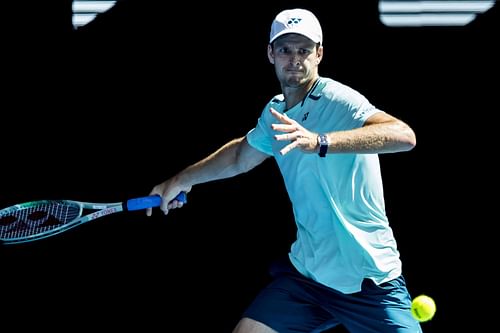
left=268, top=33, right=322, bottom=88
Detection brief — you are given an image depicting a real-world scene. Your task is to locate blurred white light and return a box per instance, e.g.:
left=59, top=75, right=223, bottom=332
left=379, top=0, right=496, bottom=26
left=72, top=0, right=117, bottom=28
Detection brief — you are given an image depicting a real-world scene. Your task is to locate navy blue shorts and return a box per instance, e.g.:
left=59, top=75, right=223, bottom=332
left=243, top=257, right=422, bottom=333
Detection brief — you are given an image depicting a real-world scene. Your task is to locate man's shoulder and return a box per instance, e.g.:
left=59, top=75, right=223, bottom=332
left=319, top=77, right=354, bottom=93
left=270, top=94, right=285, bottom=104
left=318, top=77, right=368, bottom=104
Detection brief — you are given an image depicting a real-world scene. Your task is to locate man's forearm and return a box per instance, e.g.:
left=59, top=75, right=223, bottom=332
left=327, top=121, right=416, bottom=154
left=174, top=137, right=247, bottom=187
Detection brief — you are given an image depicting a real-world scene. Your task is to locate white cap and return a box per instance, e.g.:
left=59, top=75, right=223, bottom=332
left=269, top=8, right=323, bottom=45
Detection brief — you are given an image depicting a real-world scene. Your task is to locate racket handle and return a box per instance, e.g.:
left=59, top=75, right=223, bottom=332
left=126, top=192, right=187, bottom=211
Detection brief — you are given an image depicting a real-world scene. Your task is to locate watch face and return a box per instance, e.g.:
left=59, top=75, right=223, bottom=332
left=318, top=134, right=328, bottom=157
left=319, top=135, right=328, bottom=145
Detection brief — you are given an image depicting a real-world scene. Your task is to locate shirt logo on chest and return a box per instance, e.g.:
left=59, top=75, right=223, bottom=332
left=302, top=112, right=309, bottom=122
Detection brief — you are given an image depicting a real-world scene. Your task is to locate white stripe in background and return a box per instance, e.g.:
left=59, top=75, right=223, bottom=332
left=379, top=0, right=496, bottom=26
left=72, top=0, right=117, bottom=28
left=71, top=1, right=495, bottom=28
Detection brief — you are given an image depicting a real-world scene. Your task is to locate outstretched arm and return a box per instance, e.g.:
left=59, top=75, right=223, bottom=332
left=271, top=108, right=416, bottom=155
left=148, top=136, right=268, bottom=215
left=327, top=111, right=416, bottom=154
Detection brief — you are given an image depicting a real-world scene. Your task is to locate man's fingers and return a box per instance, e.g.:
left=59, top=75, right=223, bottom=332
left=279, top=141, right=299, bottom=155
left=275, top=132, right=302, bottom=141
left=272, top=124, right=295, bottom=132
left=270, top=108, right=293, bottom=124
left=160, top=200, right=170, bottom=215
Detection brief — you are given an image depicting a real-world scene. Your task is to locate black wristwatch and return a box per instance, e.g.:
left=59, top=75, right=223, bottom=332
left=317, top=134, right=329, bottom=157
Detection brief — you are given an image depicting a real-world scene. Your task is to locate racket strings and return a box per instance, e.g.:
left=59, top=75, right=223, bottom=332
left=0, top=202, right=81, bottom=240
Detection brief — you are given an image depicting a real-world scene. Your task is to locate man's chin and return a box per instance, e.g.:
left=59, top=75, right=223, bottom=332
left=285, top=76, right=306, bottom=87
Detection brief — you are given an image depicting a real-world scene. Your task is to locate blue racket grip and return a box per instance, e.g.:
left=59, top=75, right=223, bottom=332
left=126, top=192, right=187, bottom=211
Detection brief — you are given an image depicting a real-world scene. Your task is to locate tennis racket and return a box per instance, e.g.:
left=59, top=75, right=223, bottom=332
left=0, top=192, right=187, bottom=245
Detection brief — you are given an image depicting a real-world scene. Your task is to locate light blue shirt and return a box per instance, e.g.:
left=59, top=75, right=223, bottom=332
left=246, top=77, right=402, bottom=294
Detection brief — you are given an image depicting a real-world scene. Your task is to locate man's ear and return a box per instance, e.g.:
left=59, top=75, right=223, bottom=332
left=316, top=45, right=324, bottom=65
left=267, top=44, right=275, bottom=64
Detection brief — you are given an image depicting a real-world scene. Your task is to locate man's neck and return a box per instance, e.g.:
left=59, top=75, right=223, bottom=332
left=282, top=77, right=319, bottom=111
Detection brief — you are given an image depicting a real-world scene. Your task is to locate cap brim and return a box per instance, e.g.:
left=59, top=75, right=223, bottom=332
left=270, top=30, right=321, bottom=44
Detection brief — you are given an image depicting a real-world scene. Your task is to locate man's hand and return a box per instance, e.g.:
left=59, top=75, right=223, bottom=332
left=270, top=108, right=318, bottom=155
left=147, top=180, right=190, bottom=216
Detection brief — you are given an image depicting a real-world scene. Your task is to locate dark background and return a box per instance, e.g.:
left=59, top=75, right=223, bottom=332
left=1, top=0, right=497, bottom=331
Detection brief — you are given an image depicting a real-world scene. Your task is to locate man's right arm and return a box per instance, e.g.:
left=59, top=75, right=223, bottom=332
left=148, top=136, right=268, bottom=215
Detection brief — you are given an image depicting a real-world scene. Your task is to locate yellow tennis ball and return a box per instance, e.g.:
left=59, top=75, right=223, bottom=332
left=411, top=294, right=436, bottom=322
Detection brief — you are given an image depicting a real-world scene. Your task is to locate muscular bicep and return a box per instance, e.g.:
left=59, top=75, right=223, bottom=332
left=237, top=137, right=269, bottom=172
left=362, top=111, right=416, bottom=151
left=363, top=111, right=399, bottom=126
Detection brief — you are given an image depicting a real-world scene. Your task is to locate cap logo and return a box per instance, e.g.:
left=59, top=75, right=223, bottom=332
left=287, top=18, right=302, bottom=25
